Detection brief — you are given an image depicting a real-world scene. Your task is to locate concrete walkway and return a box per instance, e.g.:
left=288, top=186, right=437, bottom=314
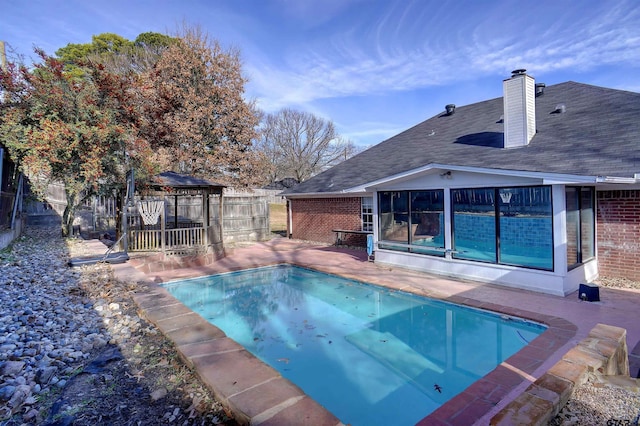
left=102, top=237, right=640, bottom=425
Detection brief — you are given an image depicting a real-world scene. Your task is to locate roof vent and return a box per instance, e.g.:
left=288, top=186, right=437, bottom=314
left=552, top=103, right=566, bottom=114
left=535, top=83, right=546, bottom=97
left=445, top=104, right=456, bottom=115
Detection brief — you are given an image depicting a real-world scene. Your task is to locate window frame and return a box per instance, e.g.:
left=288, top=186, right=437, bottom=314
left=361, top=197, right=373, bottom=232
left=377, top=190, right=445, bottom=256
left=566, top=186, right=595, bottom=270
left=451, top=185, right=554, bottom=271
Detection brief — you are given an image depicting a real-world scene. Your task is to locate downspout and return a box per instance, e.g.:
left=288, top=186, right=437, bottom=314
left=287, top=199, right=293, bottom=239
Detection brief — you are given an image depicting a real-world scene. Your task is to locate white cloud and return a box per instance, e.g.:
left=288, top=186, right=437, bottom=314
left=247, top=0, right=640, bottom=111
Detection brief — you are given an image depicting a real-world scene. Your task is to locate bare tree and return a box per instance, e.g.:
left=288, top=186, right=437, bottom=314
left=257, top=108, right=357, bottom=183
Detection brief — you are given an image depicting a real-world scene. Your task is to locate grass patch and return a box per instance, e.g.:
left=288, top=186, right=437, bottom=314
left=0, top=245, right=16, bottom=263
left=270, top=203, right=287, bottom=235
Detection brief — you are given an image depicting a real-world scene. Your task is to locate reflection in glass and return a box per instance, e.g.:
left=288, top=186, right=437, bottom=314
left=378, top=191, right=409, bottom=249
left=580, top=188, right=595, bottom=260
left=410, top=191, right=445, bottom=255
left=452, top=188, right=496, bottom=263
left=378, top=190, right=444, bottom=256
left=499, top=187, right=553, bottom=270
left=566, top=186, right=595, bottom=268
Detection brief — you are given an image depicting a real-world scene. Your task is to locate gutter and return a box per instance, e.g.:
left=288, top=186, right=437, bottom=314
left=595, top=176, right=639, bottom=184
left=283, top=190, right=368, bottom=199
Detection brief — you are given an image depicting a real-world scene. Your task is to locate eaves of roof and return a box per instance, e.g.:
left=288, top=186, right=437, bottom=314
left=285, top=81, right=640, bottom=195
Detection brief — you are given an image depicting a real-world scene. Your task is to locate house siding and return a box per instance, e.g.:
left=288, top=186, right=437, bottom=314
left=289, top=197, right=366, bottom=246
left=597, top=190, right=640, bottom=281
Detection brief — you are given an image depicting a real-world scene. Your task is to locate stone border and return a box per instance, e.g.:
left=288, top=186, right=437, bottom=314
left=127, top=267, right=578, bottom=426
left=131, top=283, right=343, bottom=426
left=490, top=323, right=629, bottom=425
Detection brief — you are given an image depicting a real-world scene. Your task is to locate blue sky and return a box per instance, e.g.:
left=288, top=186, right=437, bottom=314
left=3, top=0, right=640, bottom=147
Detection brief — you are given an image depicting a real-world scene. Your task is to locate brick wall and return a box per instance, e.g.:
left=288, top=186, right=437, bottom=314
left=289, top=197, right=367, bottom=246
left=597, top=190, right=640, bottom=281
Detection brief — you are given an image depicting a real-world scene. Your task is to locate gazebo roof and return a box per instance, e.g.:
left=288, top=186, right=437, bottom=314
left=150, top=171, right=226, bottom=190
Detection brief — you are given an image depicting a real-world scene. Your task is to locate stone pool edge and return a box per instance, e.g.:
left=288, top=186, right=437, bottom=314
left=122, top=261, right=581, bottom=426
left=489, top=323, right=630, bottom=426
left=130, top=282, right=344, bottom=426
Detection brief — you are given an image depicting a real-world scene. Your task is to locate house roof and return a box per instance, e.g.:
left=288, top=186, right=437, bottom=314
left=285, top=81, right=640, bottom=195
left=151, top=171, right=226, bottom=189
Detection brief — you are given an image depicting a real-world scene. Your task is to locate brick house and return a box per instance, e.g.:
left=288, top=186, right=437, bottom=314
left=283, top=70, right=640, bottom=296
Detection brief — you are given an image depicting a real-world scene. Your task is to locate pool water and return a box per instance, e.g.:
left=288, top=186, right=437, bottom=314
left=163, top=265, right=545, bottom=426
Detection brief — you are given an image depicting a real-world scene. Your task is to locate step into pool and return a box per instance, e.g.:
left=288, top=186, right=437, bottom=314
left=163, top=265, right=545, bottom=425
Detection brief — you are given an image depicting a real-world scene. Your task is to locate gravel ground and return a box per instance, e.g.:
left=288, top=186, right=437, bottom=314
left=0, top=226, right=234, bottom=425
left=549, top=375, right=640, bottom=425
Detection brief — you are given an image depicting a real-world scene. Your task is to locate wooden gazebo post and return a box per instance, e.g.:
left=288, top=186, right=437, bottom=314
left=203, top=188, right=210, bottom=252
left=142, top=171, right=225, bottom=256
left=160, top=196, right=166, bottom=254
left=219, top=187, right=224, bottom=254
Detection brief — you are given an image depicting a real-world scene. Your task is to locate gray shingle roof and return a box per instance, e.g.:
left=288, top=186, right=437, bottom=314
left=151, top=171, right=226, bottom=189
left=286, top=81, right=640, bottom=195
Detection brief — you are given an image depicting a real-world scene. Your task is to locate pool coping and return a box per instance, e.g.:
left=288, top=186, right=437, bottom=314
left=123, top=259, right=578, bottom=426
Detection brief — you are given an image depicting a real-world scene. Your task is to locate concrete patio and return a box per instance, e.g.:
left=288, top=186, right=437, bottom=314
left=101, top=237, right=640, bottom=425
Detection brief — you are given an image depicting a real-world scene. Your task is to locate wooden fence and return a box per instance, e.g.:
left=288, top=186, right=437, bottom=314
left=217, top=195, right=270, bottom=243
left=22, top=183, right=272, bottom=251
left=224, top=188, right=285, bottom=204
left=23, top=182, right=67, bottom=226
left=125, top=194, right=269, bottom=252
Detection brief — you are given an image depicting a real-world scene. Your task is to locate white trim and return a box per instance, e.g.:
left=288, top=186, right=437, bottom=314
left=552, top=185, right=568, bottom=275
left=285, top=191, right=372, bottom=199
left=595, top=177, right=639, bottom=184
left=443, top=188, right=452, bottom=256
left=283, top=166, right=638, bottom=199
left=351, top=164, right=605, bottom=193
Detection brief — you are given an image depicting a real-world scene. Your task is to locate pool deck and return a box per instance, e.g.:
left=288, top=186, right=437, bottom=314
left=100, top=237, right=640, bottom=425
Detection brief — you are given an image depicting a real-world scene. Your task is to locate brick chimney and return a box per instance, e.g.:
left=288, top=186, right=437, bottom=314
left=503, top=69, right=536, bottom=148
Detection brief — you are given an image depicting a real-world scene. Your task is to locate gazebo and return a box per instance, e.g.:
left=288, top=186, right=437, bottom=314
left=127, top=171, right=226, bottom=257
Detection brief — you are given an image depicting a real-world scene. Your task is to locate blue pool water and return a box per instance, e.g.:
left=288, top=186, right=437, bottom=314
left=163, top=265, right=545, bottom=425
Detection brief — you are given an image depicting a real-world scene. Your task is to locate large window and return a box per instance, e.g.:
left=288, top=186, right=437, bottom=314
left=378, top=190, right=444, bottom=256
left=451, top=188, right=496, bottom=263
left=361, top=197, right=373, bottom=232
left=498, top=187, right=553, bottom=269
left=566, top=187, right=595, bottom=269
left=379, top=191, right=409, bottom=246
left=452, top=186, right=553, bottom=270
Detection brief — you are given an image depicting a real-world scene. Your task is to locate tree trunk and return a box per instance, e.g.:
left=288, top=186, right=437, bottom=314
left=115, top=190, right=123, bottom=242
left=62, top=191, right=78, bottom=237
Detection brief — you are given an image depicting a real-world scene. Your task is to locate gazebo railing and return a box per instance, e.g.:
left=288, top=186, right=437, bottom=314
left=128, top=226, right=204, bottom=253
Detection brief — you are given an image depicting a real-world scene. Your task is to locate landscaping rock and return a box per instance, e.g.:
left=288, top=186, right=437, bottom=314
left=0, top=226, right=233, bottom=425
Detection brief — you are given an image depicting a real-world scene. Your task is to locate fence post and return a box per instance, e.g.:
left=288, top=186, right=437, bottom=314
left=161, top=198, right=166, bottom=254
left=203, top=190, right=210, bottom=252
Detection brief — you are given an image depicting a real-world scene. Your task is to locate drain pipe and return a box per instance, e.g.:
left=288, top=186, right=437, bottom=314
left=287, top=199, right=293, bottom=238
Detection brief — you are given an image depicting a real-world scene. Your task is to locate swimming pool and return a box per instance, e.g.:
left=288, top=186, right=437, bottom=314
left=163, top=265, right=545, bottom=425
